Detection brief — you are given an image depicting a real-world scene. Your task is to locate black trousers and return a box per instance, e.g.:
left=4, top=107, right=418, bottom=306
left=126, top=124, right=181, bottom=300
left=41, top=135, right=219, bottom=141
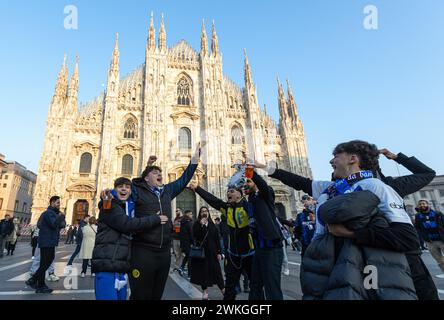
left=301, top=243, right=309, bottom=258
left=31, top=237, right=38, bottom=256
left=6, top=241, right=17, bottom=254
left=34, top=247, right=55, bottom=288
left=180, top=250, right=190, bottom=270
left=223, top=254, right=253, bottom=300
left=82, top=259, right=90, bottom=274
left=249, top=247, right=284, bottom=300
left=129, top=244, right=171, bottom=300
left=406, top=253, right=439, bottom=300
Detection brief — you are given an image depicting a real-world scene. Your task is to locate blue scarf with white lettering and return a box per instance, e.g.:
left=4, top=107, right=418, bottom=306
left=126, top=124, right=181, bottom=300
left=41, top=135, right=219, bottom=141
left=318, top=170, right=374, bottom=228
left=324, top=170, right=374, bottom=199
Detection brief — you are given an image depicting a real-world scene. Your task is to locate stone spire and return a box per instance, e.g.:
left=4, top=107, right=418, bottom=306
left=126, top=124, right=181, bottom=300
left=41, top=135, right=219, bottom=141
left=200, top=19, right=208, bottom=57
left=107, top=33, right=120, bottom=96
left=69, top=55, right=79, bottom=99
left=243, top=48, right=253, bottom=88
left=147, top=12, right=156, bottom=51
left=110, top=33, right=119, bottom=73
left=277, top=76, right=288, bottom=119
left=53, top=54, right=68, bottom=102
left=158, top=13, right=167, bottom=51
left=211, top=20, right=219, bottom=56
left=286, top=78, right=298, bottom=121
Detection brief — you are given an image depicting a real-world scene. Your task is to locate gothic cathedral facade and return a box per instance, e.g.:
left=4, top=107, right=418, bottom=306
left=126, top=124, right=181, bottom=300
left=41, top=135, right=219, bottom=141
left=31, top=15, right=312, bottom=224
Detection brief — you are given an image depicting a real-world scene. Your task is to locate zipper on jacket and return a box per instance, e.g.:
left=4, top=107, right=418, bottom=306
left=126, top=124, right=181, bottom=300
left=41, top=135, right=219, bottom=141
left=158, top=196, right=164, bottom=249
left=231, top=205, right=239, bottom=256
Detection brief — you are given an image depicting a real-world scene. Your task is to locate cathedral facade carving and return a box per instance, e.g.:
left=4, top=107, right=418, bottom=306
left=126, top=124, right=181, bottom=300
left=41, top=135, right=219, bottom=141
left=31, top=15, right=312, bottom=224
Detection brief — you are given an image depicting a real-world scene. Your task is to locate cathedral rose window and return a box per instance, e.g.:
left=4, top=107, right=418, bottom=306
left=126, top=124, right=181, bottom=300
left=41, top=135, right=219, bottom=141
left=177, top=77, right=192, bottom=106
left=231, top=125, right=244, bottom=145
left=124, top=118, right=136, bottom=139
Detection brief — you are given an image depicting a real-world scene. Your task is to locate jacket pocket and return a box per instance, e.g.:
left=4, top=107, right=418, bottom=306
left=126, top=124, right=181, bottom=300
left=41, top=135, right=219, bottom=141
left=111, top=236, right=122, bottom=262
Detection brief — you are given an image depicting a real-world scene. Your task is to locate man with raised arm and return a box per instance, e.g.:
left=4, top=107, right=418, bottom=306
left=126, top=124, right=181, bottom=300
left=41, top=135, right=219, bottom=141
left=128, top=143, right=201, bottom=300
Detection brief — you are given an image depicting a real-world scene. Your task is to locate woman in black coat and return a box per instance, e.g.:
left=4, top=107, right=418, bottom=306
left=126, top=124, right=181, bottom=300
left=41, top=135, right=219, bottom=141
left=190, top=206, right=225, bottom=300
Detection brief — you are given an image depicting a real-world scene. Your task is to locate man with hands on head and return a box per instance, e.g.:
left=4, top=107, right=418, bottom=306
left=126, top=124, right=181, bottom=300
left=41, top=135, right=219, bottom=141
left=254, top=141, right=438, bottom=300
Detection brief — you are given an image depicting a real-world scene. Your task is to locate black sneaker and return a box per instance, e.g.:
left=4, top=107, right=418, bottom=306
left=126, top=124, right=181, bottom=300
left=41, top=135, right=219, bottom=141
left=25, top=278, right=37, bottom=289
left=35, top=286, right=53, bottom=294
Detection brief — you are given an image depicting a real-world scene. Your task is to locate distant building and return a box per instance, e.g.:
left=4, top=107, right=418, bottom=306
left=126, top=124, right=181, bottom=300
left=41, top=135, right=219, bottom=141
left=0, top=153, right=37, bottom=223
left=404, top=175, right=444, bottom=217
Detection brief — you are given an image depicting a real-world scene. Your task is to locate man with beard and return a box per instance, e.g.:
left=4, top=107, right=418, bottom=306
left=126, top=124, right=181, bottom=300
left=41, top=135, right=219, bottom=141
left=415, top=200, right=444, bottom=278
left=294, top=195, right=316, bottom=257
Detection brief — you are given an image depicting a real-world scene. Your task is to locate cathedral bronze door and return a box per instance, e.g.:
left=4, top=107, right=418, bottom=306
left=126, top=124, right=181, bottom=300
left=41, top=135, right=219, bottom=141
left=72, top=200, right=89, bottom=225
left=176, top=189, right=197, bottom=219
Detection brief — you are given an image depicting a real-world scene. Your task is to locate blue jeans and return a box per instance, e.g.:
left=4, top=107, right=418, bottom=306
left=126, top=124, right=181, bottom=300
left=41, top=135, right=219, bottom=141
left=249, top=247, right=284, bottom=300
left=67, top=244, right=81, bottom=265
left=95, top=272, right=127, bottom=300
left=29, top=248, right=55, bottom=275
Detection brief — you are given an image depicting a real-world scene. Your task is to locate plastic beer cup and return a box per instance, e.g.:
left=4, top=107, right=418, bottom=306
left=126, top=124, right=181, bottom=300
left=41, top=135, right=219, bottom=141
left=103, top=191, right=112, bottom=210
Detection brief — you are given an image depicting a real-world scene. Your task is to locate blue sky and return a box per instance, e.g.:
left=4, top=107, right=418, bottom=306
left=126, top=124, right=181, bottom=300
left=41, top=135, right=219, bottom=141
left=0, top=0, right=443, bottom=180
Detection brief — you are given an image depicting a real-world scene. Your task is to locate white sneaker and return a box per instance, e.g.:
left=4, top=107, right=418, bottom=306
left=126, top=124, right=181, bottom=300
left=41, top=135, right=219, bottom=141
left=283, top=268, right=290, bottom=276
left=64, top=265, right=73, bottom=275
left=46, top=274, right=60, bottom=282
left=435, top=273, right=444, bottom=279
left=81, top=273, right=85, bottom=278
left=92, top=273, right=95, bottom=277
left=31, top=256, right=35, bottom=260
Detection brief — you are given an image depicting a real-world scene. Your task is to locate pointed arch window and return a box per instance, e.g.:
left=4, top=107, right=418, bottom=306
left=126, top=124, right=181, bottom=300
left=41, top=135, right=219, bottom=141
left=124, top=118, right=136, bottom=139
left=79, top=153, right=92, bottom=174
left=177, top=76, right=192, bottom=106
left=231, top=125, right=244, bottom=145
left=122, top=154, right=133, bottom=175
left=179, top=127, right=192, bottom=151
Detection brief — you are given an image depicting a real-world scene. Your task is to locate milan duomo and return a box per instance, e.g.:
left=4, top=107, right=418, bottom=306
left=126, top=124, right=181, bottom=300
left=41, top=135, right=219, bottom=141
left=30, top=14, right=312, bottom=225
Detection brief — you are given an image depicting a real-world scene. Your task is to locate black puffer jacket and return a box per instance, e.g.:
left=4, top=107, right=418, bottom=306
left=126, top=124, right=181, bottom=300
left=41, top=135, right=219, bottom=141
left=92, top=198, right=161, bottom=273
left=301, top=191, right=417, bottom=300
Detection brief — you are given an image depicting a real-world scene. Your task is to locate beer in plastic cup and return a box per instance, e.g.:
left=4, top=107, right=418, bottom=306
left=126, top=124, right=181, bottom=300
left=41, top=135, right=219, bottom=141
left=103, top=191, right=112, bottom=210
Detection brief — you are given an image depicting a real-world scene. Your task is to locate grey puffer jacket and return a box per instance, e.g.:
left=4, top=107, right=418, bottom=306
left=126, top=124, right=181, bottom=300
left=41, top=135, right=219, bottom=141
left=301, top=191, right=417, bottom=300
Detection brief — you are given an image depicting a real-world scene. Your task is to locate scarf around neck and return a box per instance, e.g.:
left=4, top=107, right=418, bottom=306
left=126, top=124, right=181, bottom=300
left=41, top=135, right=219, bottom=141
left=324, top=170, right=374, bottom=199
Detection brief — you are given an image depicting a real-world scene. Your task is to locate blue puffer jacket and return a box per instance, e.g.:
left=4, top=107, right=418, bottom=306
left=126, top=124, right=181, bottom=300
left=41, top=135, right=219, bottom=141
left=37, top=206, right=66, bottom=248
